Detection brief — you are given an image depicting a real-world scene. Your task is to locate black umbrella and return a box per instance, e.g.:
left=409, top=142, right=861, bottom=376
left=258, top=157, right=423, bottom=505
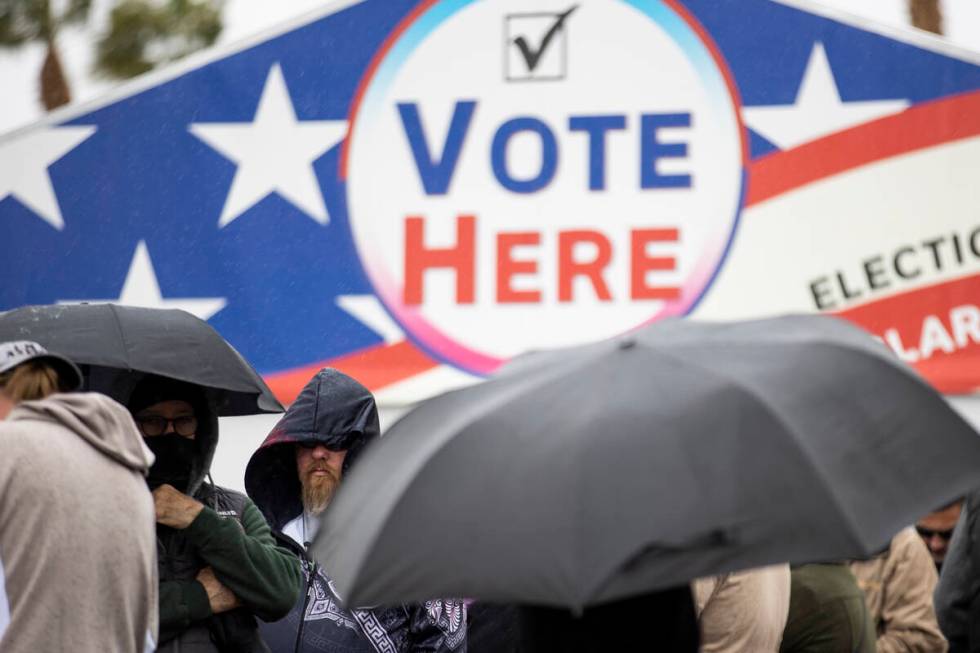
left=312, top=315, right=980, bottom=611
left=0, top=303, right=281, bottom=416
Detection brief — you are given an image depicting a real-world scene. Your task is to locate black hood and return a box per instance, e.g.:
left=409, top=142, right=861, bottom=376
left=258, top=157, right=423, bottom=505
left=127, top=374, right=218, bottom=496
left=245, top=368, right=380, bottom=530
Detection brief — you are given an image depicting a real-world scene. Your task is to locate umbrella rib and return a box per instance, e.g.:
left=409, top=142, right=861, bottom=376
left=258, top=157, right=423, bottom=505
left=106, top=303, right=135, bottom=372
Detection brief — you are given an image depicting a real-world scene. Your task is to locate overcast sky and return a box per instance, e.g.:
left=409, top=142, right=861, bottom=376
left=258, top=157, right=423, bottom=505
left=1, top=0, right=979, bottom=136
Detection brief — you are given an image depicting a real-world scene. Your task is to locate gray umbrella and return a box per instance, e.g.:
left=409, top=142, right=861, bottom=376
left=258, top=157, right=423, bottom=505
left=0, top=303, right=281, bottom=416
left=312, top=315, right=980, bottom=611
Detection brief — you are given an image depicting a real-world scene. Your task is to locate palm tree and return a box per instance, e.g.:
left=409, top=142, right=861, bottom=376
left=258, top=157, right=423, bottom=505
left=909, top=0, right=943, bottom=35
left=0, top=0, right=221, bottom=113
left=0, top=0, right=92, bottom=110
left=95, top=0, right=222, bottom=79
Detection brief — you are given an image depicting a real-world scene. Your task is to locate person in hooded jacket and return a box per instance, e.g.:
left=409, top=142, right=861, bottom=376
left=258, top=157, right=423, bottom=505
left=0, top=340, right=158, bottom=652
left=244, top=368, right=468, bottom=653
left=936, top=488, right=980, bottom=652
left=127, top=374, right=301, bottom=652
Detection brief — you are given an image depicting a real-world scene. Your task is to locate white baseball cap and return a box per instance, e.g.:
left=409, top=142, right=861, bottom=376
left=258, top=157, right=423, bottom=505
left=0, top=340, right=83, bottom=391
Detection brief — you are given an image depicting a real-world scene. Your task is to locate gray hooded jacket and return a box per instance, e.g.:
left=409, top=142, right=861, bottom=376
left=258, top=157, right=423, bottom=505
left=0, top=392, right=158, bottom=652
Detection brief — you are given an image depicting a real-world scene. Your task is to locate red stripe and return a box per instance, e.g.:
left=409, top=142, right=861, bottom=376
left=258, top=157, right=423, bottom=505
left=836, top=274, right=980, bottom=394
left=746, top=90, right=980, bottom=207
left=264, top=340, right=438, bottom=404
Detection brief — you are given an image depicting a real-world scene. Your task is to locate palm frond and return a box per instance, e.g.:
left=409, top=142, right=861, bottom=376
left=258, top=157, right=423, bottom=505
left=94, top=0, right=222, bottom=80
left=60, top=0, right=93, bottom=26
left=0, top=0, right=42, bottom=47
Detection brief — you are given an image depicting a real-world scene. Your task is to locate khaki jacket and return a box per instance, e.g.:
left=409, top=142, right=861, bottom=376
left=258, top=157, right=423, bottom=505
left=694, top=564, right=792, bottom=653
left=850, top=527, right=948, bottom=653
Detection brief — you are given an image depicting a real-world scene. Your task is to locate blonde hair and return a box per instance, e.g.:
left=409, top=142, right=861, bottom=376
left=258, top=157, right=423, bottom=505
left=0, top=361, right=61, bottom=403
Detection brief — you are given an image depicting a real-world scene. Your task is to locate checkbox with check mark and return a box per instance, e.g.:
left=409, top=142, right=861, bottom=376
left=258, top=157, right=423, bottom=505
left=505, top=5, right=578, bottom=82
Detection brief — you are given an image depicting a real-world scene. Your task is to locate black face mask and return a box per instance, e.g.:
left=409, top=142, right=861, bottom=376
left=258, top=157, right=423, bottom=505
left=144, top=435, right=197, bottom=491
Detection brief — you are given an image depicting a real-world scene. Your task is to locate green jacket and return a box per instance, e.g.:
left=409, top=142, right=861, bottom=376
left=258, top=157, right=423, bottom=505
left=780, top=563, right=877, bottom=653
left=157, top=485, right=301, bottom=652
left=133, top=379, right=301, bottom=652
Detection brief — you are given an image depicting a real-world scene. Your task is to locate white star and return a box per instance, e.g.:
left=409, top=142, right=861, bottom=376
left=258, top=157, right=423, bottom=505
left=742, top=43, right=909, bottom=150
left=189, top=63, right=348, bottom=228
left=0, top=125, right=96, bottom=230
left=336, top=294, right=405, bottom=344
left=61, top=241, right=226, bottom=320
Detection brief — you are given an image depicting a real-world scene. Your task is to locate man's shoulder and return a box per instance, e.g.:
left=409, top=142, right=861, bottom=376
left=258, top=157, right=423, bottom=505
left=0, top=415, right=61, bottom=439
left=792, top=564, right=864, bottom=604
left=0, top=423, right=48, bottom=489
left=209, top=484, right=249, bottom=502
left=0, top=418, right=69, bottom=461
left=202, top=484, right=254, bottom=517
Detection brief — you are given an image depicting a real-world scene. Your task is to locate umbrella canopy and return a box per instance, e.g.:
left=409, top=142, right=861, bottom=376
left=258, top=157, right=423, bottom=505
left=312, top=315, right=980, bottom=611
left=0, top=303, right=281, bottom=416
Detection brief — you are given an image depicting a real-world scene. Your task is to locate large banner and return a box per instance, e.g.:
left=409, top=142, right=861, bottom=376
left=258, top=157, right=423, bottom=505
left=3, top=0, right=980, bottom=404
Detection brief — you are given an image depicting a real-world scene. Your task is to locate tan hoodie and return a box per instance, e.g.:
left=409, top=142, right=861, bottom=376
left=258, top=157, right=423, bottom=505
left=0, top=392, right=158, bottom=653
left=694, top=564, right=792, bottom=653
left=849, top=526, right=948, bottom=653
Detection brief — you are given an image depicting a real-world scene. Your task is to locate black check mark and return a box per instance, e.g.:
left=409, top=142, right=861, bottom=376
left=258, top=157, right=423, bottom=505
left=513, top=5, right=578, bottom=72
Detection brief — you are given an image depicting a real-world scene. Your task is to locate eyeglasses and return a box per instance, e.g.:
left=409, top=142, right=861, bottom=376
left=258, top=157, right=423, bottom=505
left=136, top=415, right=198, bottom=437
left=916, top=526, right=955, bottom=541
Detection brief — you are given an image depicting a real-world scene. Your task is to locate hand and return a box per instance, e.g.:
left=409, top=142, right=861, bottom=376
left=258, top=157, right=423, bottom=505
left=196, top=566, right=241, bottom=614
left=152, top=484, right=204, bottom=529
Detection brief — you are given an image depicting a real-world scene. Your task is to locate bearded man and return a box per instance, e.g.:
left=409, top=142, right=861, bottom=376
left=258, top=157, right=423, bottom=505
left=245, top=368, right=467, bottom=653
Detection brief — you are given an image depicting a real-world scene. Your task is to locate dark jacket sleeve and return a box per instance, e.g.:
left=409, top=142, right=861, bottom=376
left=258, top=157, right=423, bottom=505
left=157, top=579, right=213, bottom=643
left=936, top=491, right=980, bottom=653
left=183, top=498, right=302, bottom=622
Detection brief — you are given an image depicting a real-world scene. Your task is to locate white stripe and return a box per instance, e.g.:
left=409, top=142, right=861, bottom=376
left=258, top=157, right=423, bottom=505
left=144, top=630, right=156, bottom=653
left=0, top=551, right=9, bottom=644
left=373, top=365, right=480, bottom=408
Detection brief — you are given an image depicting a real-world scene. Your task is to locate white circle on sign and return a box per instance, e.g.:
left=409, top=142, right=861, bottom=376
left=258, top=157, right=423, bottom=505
left=344, top=0, right=746, bottom=374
